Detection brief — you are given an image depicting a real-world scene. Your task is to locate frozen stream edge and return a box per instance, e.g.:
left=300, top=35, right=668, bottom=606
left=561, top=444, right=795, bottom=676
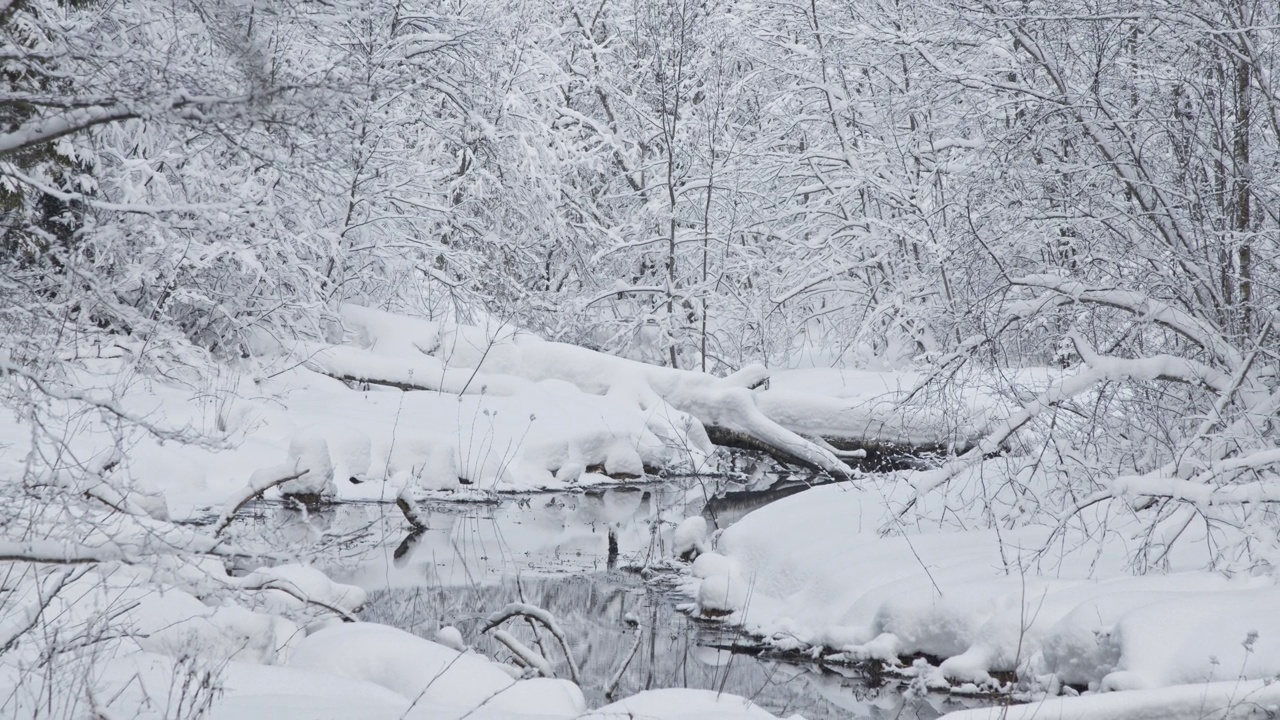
left=230, top=477, right=1001, bottom=719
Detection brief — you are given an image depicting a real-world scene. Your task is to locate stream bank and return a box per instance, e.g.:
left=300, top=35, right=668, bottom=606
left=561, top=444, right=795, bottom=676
left=231, top=475, right=999, bottom=718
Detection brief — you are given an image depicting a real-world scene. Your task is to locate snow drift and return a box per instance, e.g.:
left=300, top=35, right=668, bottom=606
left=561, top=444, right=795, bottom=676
left=684, top=468, right=1280, bottom=718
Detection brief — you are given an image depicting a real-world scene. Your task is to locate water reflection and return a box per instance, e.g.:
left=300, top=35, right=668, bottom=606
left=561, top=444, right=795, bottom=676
left=230, top=478, right=993, bottom=719
left=359, top=573, right=983, bottom=719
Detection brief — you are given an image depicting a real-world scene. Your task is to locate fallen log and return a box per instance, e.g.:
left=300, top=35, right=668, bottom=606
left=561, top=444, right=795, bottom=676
left=301, top=343, right=856, bottom=480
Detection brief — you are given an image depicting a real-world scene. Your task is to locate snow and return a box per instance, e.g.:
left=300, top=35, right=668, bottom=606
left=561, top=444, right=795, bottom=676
left=16, top=0, right=1280, bottom=716
left=757, top=367, right=1001, bottom=447
left=939, top=679, right=1280, bottom=720
left=0, top=304, right=991, bottom=521
left=582, top=689, right=789, bottom=719
left=673, top=515, right=708, bottom=559
left=9, top=301, right=1272, bottom=719
left=684, top=470, right=1280, bottom=713
left=0, top=559, right=787, bottom=720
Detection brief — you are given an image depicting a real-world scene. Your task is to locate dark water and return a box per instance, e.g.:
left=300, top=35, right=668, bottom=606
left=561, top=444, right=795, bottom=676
left=233, top=477, right=992, bottom=719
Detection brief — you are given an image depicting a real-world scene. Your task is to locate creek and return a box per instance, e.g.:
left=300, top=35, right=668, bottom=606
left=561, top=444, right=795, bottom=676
left=235, top=476, right=995, bottom=718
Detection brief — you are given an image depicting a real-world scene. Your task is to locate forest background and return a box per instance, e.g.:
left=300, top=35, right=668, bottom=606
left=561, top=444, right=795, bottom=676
left=4, top=0, right=1280, bottom=676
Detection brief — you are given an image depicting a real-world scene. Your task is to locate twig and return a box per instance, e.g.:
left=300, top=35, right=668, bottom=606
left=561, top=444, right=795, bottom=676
left=492, top=629, right=553, bottom=677
left=605, top=626, right=643, bottom=699
left=483, top=602, right=581, bottom=685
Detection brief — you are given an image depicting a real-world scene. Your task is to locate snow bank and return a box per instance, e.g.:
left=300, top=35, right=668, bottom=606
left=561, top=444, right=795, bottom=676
left=288, top=623, right=585, bottom=716
left=0, top=558, right=791, bottom=720
left=940, top=679, right=1280, bottom=720
left=582, top=688, right=789, bottom=719
left=9, top=648, right=596, bottom=720
left=0, top=345, right=711, bottom=518
left=687, top=474, right=1280, bottom=709
left=0, top=304, right=1015, bottom=521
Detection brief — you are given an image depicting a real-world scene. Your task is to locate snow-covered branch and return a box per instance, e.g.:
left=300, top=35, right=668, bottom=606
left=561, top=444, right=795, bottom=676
left=492, top=630, right=554, bottom=677
left=0, top=568, right=83, bottom=653
left=1011, top=276, right=1243, bottom=367
left=212, top=465, right=310, bottom=537
left=908, top=337, right=1240, bottom=504
left=2, top=362, right=228, bottom=450
left=483, top=602, right=581, bottom=685
left=1111, top=448, right=1280, bottom=505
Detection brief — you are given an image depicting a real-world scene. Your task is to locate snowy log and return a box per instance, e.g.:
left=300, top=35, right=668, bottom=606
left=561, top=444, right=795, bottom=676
left=703, top=425, right=843, bottom=475
left=0, top=530, right=266, bottom=565
left=301, top=343, right=530, bottom=396
left=304, top=308, right=859, bottom=479
left=396, top=488, right=429, bottom=530
left=309, top=359, right=859, bottom=477
left=0, top=541, right=121, bottom=565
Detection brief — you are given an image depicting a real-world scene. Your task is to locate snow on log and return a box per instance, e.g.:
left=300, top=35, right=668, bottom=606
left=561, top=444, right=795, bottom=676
left=396, top=487, right=429, bottom=530
left=301, top=342, right=532, bottom=396
left=0, top=540, right=124, bottom=565
left=321, top=304, right=859, bottom=479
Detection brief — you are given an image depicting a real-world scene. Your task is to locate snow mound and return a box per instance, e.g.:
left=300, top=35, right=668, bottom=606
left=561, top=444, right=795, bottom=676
left=287, top=623, right=582, bottom=716
left=692, top=475, right=1280, bottom=703
left=582, top=688, right=786, bottom=719
left=434, top=625, right=466, bottom=651
left=236, top=563, right=367, bottom=617
left=940, top=678, right=1280, bottom=720
left=673, top=515, right=708, bottom=560
left=132, top=595, right=302, bottom=665
left=280, top=432, right=337, bottom=498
